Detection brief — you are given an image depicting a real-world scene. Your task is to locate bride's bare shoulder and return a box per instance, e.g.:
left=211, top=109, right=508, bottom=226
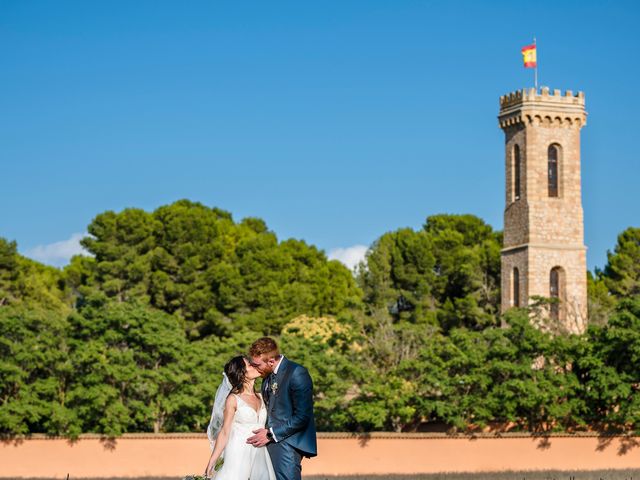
left=225, top=393, right=238, bottom=410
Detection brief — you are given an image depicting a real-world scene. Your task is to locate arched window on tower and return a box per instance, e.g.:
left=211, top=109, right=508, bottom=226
left=550, top=266, right=564, bottom=321
left=513, top=145, right=521, bottom=200
left=513, top=267, right=520, bottom=307
left=548, top=144, right=559, bottom=197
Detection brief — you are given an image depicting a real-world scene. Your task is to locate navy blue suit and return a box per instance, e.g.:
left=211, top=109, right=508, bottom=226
left=262, top=357, right=317, bottom=480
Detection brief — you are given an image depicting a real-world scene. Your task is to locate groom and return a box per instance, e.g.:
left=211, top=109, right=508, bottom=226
left=247, top=337, right=317, bottom=480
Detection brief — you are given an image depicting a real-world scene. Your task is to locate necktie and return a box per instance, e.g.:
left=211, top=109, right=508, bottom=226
left=263, top=374, right=271, bottom=404
left=264, top=373, right=276, bottom=405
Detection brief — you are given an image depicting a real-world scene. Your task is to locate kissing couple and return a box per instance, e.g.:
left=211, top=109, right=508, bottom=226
left=205, top=337, right=317, bottom=480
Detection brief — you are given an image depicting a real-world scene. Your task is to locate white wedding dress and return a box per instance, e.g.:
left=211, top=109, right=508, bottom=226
left=213, top=394, right=275, bottom=480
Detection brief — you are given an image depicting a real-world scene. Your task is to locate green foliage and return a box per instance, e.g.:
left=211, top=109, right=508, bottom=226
left=603, top=227, right=640, bottom=298
left=481, top=310, right=585, bottom=432
left=359, top=214, right=501, bottom=331
left=0, top=237, right=70, bottom=313
left=587, top=271, right=616, bottom=326
left=0, top=238, right=19, bottom=306
left=0, top=306, right=76, bottom=436
left=0, top=300, right=263, bottom=436
left=82, top=208, right=158, bottom=304
left=575, top=297, right=640, bottom=433
left=1, top=207, right=639, bottom=436
left=360, top=228, right=437, bottom=322
left=343, top=308, right=588, bottom=433
left=344, top=314, right=440, bottom=432
left=65, top=300, right=202, bottom=434
left=280, top=314, right=360, bottom=431
left=81, top=200, right=360, bottom=337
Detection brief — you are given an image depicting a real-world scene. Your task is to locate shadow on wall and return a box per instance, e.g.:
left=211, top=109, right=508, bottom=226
left=597, top=434, right=640, bottom=456
left=526, top=432, right=640, bottom=455
left=0, top=434, right=121, bottom=451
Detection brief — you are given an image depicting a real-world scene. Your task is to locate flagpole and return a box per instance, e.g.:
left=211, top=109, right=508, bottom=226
left=534, top=37, right=538, bottom=90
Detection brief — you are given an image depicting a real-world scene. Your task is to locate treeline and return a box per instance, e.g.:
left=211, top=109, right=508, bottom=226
left=0, top=200, right=638, bottom=436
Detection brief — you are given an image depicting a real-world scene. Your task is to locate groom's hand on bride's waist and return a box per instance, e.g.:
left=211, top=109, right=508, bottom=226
left=247, top=428, right=271, bottom=448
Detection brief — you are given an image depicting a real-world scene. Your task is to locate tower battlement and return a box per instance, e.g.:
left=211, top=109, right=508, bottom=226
left=500, top=87, right=585, bottom=109
left=499, top=87, right=587, bottom=129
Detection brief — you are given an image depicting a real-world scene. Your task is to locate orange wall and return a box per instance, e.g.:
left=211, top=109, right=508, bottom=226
left=1, top=433, right=639, bottom=478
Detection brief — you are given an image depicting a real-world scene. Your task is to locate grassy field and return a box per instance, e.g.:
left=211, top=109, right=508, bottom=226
left=304, top=471, right=640, bottom=479
left=9, top=472, right=639, bottom=480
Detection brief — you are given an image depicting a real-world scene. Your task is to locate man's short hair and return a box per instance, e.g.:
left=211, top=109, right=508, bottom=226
left=250, top=337, right=280, bottom=359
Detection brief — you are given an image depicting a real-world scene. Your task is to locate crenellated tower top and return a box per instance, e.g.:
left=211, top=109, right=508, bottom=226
left=498, top=87, right=587, bottom=129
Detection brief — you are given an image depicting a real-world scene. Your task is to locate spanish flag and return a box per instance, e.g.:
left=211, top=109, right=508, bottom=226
left=521, top=44, right=537, bottom=68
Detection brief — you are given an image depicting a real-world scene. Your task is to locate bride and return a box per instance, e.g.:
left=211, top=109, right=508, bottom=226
left=205, top=356, right=275, bottom=479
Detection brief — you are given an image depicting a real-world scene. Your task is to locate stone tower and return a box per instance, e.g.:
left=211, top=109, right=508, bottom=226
left=498, top=87, right=587, bottom=333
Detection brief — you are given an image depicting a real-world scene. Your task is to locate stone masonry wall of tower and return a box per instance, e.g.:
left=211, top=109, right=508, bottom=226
left=498, top=87, right=588, bottom=333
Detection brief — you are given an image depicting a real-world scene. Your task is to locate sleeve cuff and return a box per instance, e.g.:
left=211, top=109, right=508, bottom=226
left=270, top=427, right=278, bottom=442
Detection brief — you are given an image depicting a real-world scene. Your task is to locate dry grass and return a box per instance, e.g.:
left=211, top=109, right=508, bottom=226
left=6, top=472, right=640, bottom=480
left=305, top=472, right=639, bottom=480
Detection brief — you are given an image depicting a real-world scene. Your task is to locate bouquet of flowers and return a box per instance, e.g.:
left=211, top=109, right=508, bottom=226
left=184, top=457, right=223, bottom=479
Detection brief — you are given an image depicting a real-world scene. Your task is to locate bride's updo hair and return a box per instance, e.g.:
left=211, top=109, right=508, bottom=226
left=224, top=355, right=249, bottom=394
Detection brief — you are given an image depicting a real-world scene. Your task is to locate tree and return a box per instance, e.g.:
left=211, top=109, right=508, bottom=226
left=82, top=208, right=158, bottom=304
left=575, top=297, right=640, bottom=433
left=359, top=228, right=437, bottom=323
left=0, top=306, right=77, bottom=436
left=280, top=314, right=359, bottom=431
left=65, top=301, right=193, bottom=434
left=603, top=227, right=640, bottom=298
left=425, top=214, right=502, bottom=330
left=342, top=310, right=440, bottom=432
left=587, top=270, right=616, bottom=326
left=0, top=238, right=18, bottom=306
left=79, top=200, right=361, bottom=337
left=359, top=214, right=501, bottom=331
left=0, top=237, right=71, bottom=313
left=482, top=309, right=585, bottom=432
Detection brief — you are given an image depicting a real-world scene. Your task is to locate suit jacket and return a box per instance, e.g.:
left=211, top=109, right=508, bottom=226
left=262, top=357, right=317, bottom=457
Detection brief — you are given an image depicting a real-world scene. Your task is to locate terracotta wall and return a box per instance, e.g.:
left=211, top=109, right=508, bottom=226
left=1, top=433, right=639, bottom=478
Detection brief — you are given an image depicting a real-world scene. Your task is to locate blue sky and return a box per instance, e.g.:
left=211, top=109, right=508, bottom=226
left=1, top=0, right=638, bottom=270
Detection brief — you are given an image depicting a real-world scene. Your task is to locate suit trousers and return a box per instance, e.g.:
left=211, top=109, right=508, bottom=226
left=267, top=440, right=302, bottom=480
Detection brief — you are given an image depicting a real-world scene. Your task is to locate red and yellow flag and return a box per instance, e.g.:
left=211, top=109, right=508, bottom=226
left=521, top=44, right=537, bottom=68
